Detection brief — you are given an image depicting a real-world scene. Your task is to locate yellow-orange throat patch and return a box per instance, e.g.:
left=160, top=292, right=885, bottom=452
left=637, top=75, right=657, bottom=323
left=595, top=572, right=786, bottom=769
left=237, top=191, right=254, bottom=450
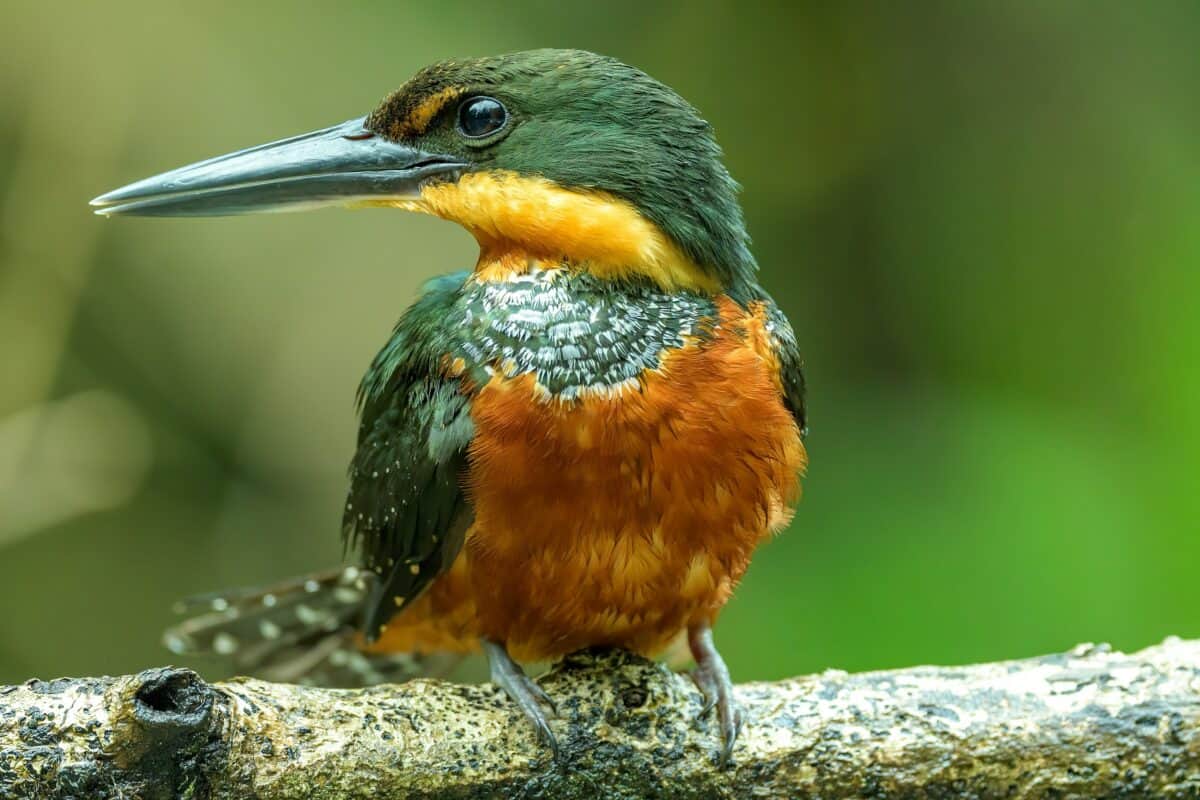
left=365, top=171, right=720, bottom=293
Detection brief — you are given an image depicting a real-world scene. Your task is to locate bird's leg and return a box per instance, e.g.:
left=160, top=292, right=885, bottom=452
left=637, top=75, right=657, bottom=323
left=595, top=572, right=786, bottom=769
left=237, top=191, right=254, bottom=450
left=688, top=622, right=743, bottom=766
left=482, top=639, right=560, bottom=760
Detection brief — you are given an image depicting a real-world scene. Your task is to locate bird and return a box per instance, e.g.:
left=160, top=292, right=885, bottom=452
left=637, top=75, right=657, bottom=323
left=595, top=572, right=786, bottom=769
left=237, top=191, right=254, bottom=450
left=91, top=48, right=807, bottom=765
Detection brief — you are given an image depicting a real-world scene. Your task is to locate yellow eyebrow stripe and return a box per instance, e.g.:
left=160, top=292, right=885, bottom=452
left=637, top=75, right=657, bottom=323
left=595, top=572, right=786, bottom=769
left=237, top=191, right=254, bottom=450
left=395, top=86, right=466, bottom=138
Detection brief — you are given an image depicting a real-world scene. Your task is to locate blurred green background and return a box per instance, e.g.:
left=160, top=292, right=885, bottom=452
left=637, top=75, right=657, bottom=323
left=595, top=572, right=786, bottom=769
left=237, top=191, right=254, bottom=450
left=1, top=1, right=1197, bottom=686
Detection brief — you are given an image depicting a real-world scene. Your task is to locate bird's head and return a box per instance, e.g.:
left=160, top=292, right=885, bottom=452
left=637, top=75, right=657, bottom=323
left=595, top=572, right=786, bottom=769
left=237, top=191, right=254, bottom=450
left=92, top=49, right=755, bottom=293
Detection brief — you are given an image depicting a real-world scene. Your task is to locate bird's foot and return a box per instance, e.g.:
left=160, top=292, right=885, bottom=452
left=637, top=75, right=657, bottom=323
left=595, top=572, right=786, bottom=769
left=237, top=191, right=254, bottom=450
left=483, top=639, right=561, bottom=762
left=688, top=623, right=744, bottom=767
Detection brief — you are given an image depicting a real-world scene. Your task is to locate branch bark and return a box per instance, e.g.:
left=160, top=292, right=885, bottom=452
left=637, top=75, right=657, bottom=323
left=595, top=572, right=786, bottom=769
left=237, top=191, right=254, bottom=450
left=1, top=639, right=1198, bottom=799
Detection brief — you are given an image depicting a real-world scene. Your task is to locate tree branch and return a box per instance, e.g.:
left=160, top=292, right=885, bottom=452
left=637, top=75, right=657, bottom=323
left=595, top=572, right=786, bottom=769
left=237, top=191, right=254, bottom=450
left=2, top=639, right=1198, bottom=799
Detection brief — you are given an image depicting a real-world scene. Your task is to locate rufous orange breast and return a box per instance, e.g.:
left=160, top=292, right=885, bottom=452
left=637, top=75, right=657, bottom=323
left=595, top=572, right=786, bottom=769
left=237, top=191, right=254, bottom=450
left=368, top=291, right=806, bottom=662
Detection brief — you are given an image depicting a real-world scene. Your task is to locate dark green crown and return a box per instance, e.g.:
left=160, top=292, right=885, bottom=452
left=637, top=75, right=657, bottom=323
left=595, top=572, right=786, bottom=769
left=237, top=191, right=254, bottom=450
left=366, top=49, right=757, bottom=289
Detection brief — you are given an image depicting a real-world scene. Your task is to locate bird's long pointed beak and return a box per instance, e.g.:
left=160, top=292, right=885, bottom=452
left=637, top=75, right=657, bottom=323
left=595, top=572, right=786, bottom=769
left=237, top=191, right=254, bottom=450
left=90, top=116, right=466, bottom=217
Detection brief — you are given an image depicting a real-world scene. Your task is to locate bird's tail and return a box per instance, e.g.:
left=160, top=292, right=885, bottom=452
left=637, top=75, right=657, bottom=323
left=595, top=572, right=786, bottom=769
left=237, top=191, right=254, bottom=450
left=163, top=566, right=428, bottom=687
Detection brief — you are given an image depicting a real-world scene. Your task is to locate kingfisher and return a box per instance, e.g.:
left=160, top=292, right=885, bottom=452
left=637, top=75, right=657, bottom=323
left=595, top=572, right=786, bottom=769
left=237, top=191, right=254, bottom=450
left=91, top=49, right=807, bottom=764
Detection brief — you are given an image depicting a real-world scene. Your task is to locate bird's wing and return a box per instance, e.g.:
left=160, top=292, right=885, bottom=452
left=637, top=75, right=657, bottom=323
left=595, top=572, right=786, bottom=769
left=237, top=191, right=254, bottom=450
left=344, top=271, right=476, bottom=640
left=739, top=287, right=807, bottom=438
left=771, top=307, right=808, bottom=438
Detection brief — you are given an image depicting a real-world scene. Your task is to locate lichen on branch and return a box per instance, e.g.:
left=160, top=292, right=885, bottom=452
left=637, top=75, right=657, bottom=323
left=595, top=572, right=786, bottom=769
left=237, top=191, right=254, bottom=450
left=2, top=640, right=1199, bottom=799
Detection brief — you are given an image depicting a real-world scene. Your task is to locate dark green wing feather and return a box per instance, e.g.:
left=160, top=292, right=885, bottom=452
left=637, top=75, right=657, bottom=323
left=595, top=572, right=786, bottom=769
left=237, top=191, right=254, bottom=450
left=771, top=307, right=808, bottom=438
left=344, top=271, right=475, bottom=641
left=731, top=285, right=807, bottom=437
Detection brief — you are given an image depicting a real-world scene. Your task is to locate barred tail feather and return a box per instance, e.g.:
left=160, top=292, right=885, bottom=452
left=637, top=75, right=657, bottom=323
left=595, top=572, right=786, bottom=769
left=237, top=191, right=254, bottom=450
left=163, top=566, right=426, bottom=687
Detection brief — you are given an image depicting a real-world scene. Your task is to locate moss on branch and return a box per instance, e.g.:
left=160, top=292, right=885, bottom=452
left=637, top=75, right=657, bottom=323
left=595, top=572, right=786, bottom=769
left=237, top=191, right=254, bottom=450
left=2, top=640, right=1199, bottom=798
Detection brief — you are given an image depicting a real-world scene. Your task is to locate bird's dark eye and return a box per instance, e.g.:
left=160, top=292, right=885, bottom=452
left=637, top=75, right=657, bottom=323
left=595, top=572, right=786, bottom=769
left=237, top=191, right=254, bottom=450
left=457, top=97, right=507, bottom=138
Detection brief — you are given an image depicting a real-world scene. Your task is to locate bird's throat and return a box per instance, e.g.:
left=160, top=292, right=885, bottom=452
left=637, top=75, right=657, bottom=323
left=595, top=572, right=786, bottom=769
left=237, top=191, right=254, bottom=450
left=366, top=170, right=720, bottom=293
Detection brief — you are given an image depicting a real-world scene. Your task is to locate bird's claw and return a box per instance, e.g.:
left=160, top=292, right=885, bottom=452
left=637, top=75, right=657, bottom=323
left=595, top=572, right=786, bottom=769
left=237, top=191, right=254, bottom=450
left=716, top=695, right=745, bottom=767
left=689, top=624, right=743, bottom=767
left=690, top=666, right=719, bottom=718
left=691, top=661, right=744, bottom=765
left=484, top=639, right=562, bottom=762
left=514, top=691, right=560, bottom=761
left=526, top=679, right=559, bottom=717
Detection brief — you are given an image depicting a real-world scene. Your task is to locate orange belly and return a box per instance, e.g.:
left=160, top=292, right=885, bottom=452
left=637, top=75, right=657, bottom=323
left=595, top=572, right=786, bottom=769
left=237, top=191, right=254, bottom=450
left=368, top=298, right=806, bottom=662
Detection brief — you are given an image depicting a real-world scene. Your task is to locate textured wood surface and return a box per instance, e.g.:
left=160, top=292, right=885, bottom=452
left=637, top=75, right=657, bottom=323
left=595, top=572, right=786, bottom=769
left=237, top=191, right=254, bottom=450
left=1, top=639, right=1198, bottom=799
